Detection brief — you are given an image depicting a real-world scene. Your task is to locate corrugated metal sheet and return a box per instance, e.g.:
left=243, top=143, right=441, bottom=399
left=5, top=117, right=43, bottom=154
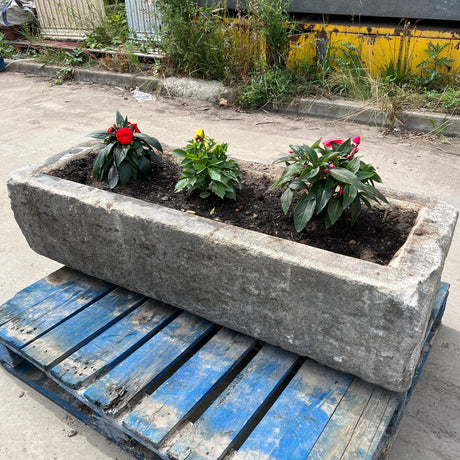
left=35, top=0, right=106, bottom=40
left=126, top=0, right=160, bottom=42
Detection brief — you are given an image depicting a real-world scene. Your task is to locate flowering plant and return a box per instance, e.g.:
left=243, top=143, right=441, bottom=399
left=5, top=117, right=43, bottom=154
left=88, top=110, right=163, bottom=188
left=172, top=129, right=242, bottom=199
left=273, top=136, right=387, bottom=230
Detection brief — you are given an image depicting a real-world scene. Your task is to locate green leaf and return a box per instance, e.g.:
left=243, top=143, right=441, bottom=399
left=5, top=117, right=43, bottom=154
left=357, top=171, right=376, bottom=181
left=272, top=155, right=294, bottom=165
left=209, top=182, right=227, bottom=199
left=116, top=110, right=124, bottom=126
left=171, top=148, right=187, bottom=157
left=329, top=168, right=361, bottom=188
left=317, top=185, right=334, bottom=214
left=342, top=185, right=358, bottom=209
left=115, top=145, right=129, bottom=166
left=200, top=190, right=211, bottom=198
left=208, top=168, right=222, bottom=181
left=294, top=195, right=316, bottom=232
left=360, top=194, right=372, bottom=208
left=281, top=187, right=294, bottom=214
left=299, top=166, right=320, bottom=181
left=118, top=161, right=132, bottom=186
left=135, top=133, right=163, bottom=152
left=304, top=145, right=319, bottom=164
left=147, top=150, right=162, bottom=166
left=288, top=179, right=307, bottom=190
left=87, top=130, right=109, bottom=140
left=350, top=197, right=361, bottom=225
left=361, top=184, right=388, bottom=203
left=137, top=156, right=152, bottom=177
left=326, top=198, right=343, bottom=228
left=347, top=156, right=360, bottom=173
left=108, top=164, right=119, bottom=189
left=175, top=178, right=189, bottom=192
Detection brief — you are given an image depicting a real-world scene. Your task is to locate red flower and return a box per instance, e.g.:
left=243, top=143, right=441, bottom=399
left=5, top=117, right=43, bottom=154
left=324, top=168, right=330, bottom=174
left=353, top=147, right=359, bottom=154
left=339, top=187, right=344, bottom=195
left=353, top=136, right=361, bottom=145
left=129, top=122, right=141, bottom=133
left=323, top=139, right=343, bottom=148
left=116, top=127, right=134, bottom=145
left=107, top=126, right=114, bottom=133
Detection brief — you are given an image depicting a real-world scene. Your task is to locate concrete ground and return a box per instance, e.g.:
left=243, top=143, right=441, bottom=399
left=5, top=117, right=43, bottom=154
left=0, top=71, right=459, bottom=459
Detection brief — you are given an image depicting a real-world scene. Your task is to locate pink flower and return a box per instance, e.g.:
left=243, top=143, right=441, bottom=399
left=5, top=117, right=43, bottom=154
left=346, top=154, right=352, bottom=159
left=353, top=147, right=359, bottom=154
left=324, top=168, right=330, bottom=174
left=353, top=136, right=361, bottom=145
left=329, top=163, right=336, bottom=169
left=289, top=149, right=294, bottom=153
left=323, top=139, right=343, bottom=148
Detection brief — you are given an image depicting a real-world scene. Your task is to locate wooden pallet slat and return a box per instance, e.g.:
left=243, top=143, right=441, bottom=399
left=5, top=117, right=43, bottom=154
left=164, top=345, right=298, bottom=460
left=82, top=312, right=215, bottom=414
left=50, top=298, right=178, bottom=390
left=0, top=276, right=113, bottom=349
left=123, top=329, right=257, bottom=448
left=306, top=378, right=376, bottom=460
left=21, top=288, right=146, bottom=370
left=232, top=360, right=354, bottom=460
left=340, top=386, right=397, bottom=459
left=0, top=268, right=106, bottom=327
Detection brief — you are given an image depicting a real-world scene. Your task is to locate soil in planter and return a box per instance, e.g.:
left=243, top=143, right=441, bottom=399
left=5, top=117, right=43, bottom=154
left=50, top=152, right=418, bottom=266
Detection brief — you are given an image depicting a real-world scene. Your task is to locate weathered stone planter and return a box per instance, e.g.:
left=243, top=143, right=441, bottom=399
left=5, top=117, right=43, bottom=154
left=8, top=145, right=458, bottom=392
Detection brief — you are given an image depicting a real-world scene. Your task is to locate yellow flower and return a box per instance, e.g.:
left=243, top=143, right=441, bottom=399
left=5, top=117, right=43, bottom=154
left=193, top=128, right=205, bottom=143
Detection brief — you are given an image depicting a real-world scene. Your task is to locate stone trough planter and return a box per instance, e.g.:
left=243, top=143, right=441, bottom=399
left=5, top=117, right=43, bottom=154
left=7, top=144, right=458, bottom=392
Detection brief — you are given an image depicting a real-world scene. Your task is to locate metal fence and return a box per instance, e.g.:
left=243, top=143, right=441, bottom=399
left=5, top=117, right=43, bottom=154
left=34, top=0, right=106, bottom=40
left=126, top=0, right=160, bottom=42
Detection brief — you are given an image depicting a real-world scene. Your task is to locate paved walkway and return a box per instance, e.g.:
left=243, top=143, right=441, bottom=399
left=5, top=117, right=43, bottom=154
left=1, top=71, right=459, bottom=459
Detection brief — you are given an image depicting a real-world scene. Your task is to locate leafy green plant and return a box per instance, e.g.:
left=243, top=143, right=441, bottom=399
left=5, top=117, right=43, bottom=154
left=157, top=0, right=229, bottom=79
left=239, top=67, right=294, bottom=109
left=84, top=1, right=130, bottom=49
left=416, top=42, right=454, bottom=89
left=0, top=32, right=15, bottom=58
left=88, top=110, right=163, bottom=188
left=273, top=137, right=387, bottom=230
left=172, top=129, right=242, bottom=199
left=247, top=0, right=292, bottom=67
left=157, top=0, right=292, bottom=82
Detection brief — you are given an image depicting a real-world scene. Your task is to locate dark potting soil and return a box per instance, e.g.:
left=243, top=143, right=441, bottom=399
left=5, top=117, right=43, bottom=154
left=50, top=152, right=418, bottom=266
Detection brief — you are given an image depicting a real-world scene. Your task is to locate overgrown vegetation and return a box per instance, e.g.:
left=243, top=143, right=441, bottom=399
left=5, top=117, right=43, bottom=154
left=6, top=0, right=460, bottom=117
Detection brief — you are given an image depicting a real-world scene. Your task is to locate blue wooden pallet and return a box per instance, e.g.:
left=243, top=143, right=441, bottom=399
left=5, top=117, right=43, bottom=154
left=0, top=267, right=449, bottom=460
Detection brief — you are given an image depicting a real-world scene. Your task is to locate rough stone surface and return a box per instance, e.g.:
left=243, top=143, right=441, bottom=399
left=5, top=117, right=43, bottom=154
left=7, top=146, right=458, bottom=392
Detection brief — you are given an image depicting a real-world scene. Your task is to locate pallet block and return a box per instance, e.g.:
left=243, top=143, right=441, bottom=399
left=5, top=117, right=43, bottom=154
left=0, top=267, right=449, bottom=459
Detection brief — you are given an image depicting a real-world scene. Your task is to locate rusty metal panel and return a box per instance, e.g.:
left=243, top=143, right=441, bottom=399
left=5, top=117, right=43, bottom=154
left=34, top=0, right=106, bottom=39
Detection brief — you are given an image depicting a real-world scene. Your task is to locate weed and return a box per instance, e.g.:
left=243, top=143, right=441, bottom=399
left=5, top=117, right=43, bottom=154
left=0, top=32, right=16, bottom=58
left=416, top=42, right=454, bottom=89
left=84, top=1, right=130, bottom=49
left=239, top=68, right=295, bottom=109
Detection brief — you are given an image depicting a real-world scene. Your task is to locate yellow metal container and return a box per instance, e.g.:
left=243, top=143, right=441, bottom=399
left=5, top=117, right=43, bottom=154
left=287, top=22, right=460, bottom=78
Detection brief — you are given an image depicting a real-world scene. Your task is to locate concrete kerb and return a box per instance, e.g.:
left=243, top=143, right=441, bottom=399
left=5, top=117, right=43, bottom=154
left=5, top=58, right=460, bottom=136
